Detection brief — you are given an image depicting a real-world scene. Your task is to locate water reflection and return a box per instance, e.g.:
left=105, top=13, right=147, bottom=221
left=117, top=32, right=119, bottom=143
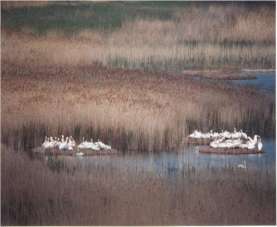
left=54, top=139, right=275, bottom=178
left=230, top=72, right=275, bottom=92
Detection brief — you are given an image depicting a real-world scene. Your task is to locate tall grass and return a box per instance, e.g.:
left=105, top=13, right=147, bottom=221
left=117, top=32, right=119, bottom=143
left=2, top=31, right=275, bottom=73
left=1, top=2, right=275, bottom=152
left=1, top=3, right=275, bottom=225
left=1, top=2, right=275, bottom=71
left=1, top=2, right=275, bottom=42
left=1, top=146, right=275, bottom=225
left=1, top=62, right=275, bottom=152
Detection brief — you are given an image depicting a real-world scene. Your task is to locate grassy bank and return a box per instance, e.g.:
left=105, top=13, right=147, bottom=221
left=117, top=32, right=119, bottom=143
left=2, top=2, right=275, bottom=71
left=1, top=62, right=275, bottom=152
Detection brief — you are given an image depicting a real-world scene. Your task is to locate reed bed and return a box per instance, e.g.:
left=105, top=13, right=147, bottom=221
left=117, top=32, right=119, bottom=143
left=2, top=2, right=275, bottom=71
left=1, top=146, right=275, bottom=225
left=1, top=3, right=275, bottom=225
left=2, top=30, right=274, bottom=73
left=1, top=62, right=275, bottom=152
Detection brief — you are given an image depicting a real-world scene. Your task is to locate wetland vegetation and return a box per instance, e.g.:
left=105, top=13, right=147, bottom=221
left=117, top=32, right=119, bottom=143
left=1, top=1, right=276, bottom=225
left=2, top=1, right=275, bottom=72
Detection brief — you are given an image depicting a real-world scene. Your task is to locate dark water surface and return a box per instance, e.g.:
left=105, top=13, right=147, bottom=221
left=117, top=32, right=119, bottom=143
left=56, top=139, right=275, bottom=178
left=231, top=71, right=276, bottom=92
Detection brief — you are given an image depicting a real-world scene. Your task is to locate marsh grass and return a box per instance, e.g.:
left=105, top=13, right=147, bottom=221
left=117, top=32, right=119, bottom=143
left=1, top=146, right=275, bottom=225
left=1, top=2, right=276, bottom=225
left=1, top=63, right=275, bottom=153
left=1, top=2, right=275, bottom=42
left=1, top=2, right=275, bottom=71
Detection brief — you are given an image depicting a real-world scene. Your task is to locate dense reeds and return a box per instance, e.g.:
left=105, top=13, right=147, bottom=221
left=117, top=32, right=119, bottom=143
left=1, top=3, right=275, bottom=152
left=1, top=62, right=275, bottom=152
left=1, top=2, right=275, bottom=71
left=1, top=146, right=275, bottom=225
left=1, top=3, right=275, bottom=225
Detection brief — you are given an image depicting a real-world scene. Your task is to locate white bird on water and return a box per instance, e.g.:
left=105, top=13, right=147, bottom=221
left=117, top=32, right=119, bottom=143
left=59, top=137, right=69, bottom=150
left=78, top=138, right=101, bottom=151
left=257, top=136, right=263, bottom=151
left=246, top=135, right=263, bottom=151
left=95, top=139, right=112, bottom=150
left=237, top=160, right=247, bottom=169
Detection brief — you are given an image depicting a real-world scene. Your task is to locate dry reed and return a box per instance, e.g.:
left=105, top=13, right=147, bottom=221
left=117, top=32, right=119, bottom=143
left=1, top=3, right=275, bottom=225
left=1, top=2, right=275, bottom=71
left=1, top=146, right=275, bottom=225
left=1, top=62, right=274, bottom=152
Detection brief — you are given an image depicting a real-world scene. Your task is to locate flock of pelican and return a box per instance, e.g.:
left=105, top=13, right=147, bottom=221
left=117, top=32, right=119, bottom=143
left=42, top=135, right=112, bottom=151
left=189, top=129, right=263, bottom=151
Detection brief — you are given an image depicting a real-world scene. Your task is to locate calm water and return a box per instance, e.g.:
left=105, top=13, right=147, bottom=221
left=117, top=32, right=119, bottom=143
left=43, top=71, right=276, bottom=177
left=57, top=139, right=275, bottom=178
left=230, top=71, right=276, bottom=92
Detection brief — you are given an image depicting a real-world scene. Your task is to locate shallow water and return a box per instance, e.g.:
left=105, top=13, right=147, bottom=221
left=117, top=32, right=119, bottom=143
left=230, top=71, right=275, bottom=92
left=55, top=139, right=275, bottom=179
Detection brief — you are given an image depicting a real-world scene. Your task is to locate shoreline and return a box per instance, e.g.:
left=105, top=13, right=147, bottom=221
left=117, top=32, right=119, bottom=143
left=182, top=68, right=275, bottom=81
left=2, top=62, right=275, bottom=152
left=198, top=145, right=263, bottom=155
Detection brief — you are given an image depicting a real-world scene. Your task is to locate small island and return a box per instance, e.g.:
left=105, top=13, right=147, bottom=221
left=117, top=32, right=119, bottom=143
left=187, top=129, right=263, bottom=155
left=33, top=136, right=117, bottom=156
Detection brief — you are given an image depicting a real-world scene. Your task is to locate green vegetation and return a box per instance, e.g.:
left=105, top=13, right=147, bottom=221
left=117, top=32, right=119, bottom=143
left=1, top=2, right=183, bottom=35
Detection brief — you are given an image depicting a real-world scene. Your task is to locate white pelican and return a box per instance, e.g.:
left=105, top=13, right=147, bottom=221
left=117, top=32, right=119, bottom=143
left=78, top=139, right=100, bottom=151
left=245, top=135, right=262, bottom=150
left=42, top=136, right=51, bottom=149
left=257, top=136, right=263, bottom=151
left=59, top=137, right=69, bottom=150
left=95, top=140, right=111, bottom=150
left=68, top=136, right=76, bottom=150
left=237, top=160, right=247, bottom=169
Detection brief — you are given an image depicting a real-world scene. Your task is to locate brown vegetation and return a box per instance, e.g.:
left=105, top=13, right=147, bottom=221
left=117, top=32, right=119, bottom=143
left=2, top=28, right=274, bottom=72
left=1, top=61, right=274, bottom=152
left=1, top=3, right=275, bottom=225
left=1, top=146, right=275, bottom=225
left=1, top=2, right=275, bottom=71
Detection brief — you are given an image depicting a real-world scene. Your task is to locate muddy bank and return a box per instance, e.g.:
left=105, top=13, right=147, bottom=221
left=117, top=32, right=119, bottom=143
left=182, top=68, right=259, bottom=80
